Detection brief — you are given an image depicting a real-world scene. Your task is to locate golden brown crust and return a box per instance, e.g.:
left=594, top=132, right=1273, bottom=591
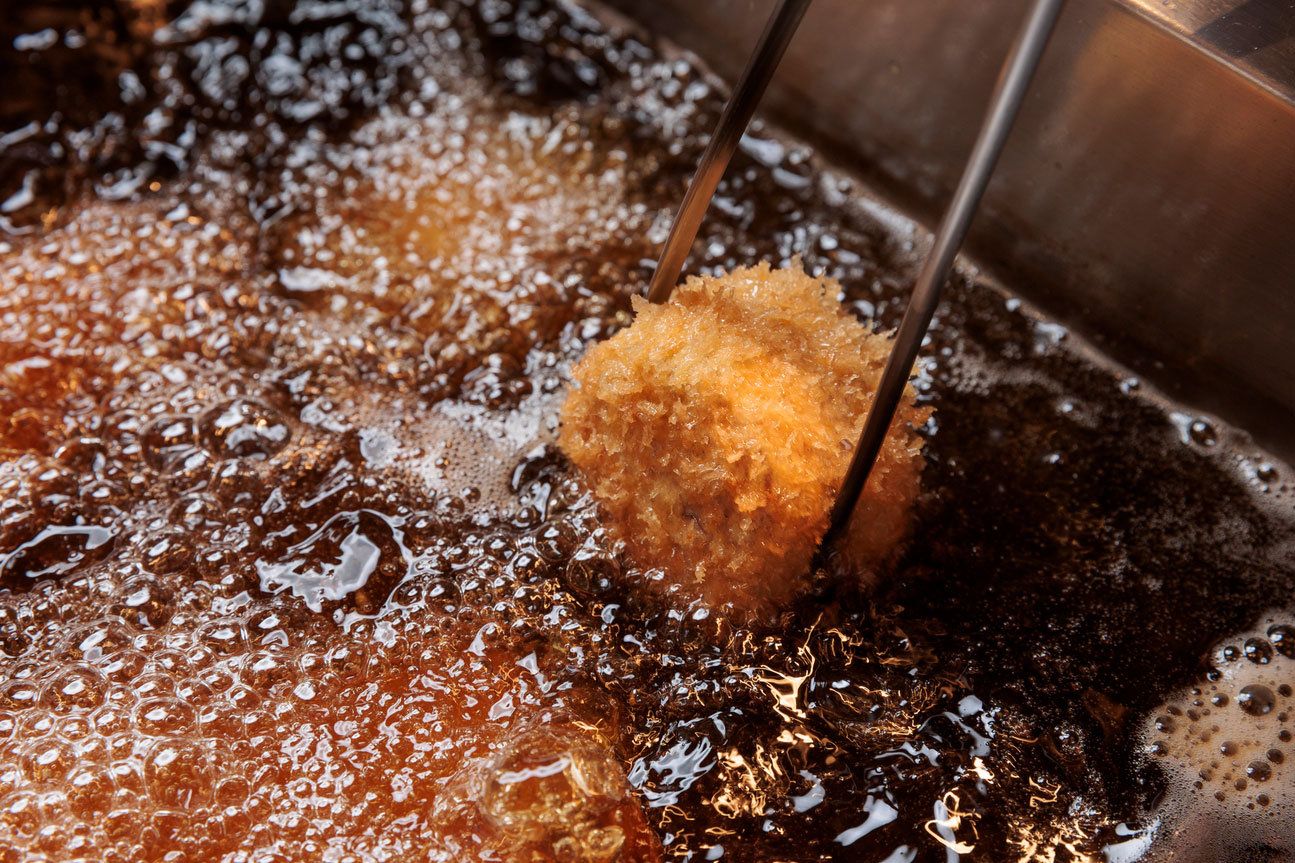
left=559, top=262, right=929, bottom=615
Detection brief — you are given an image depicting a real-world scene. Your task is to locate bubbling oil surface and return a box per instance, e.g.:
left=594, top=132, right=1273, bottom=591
left=1, top=1, right=1294, bottom=861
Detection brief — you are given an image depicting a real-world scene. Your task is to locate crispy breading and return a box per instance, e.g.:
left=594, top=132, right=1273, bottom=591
left=560, top=262, right=929, bottom=614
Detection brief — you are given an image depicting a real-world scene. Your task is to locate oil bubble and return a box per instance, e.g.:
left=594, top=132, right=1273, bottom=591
left=143, top=740, right=216, bottom=808
left=139, top=415, right=199, bottom=474
left=1188, top=419, right=1218, bottom=447
left=199, top=400, right=291, bottom=460
left=1268, top=624, right=1295, bottom=658
left=1238, top=684, right=1276, bottom=717
left=39, top=665, right=106, bottom=712
left=1243, top=638, right=1273, bottom=665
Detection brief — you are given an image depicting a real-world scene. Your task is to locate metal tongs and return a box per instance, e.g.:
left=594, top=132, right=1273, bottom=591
left=645, top=0, right=1066, bottom=543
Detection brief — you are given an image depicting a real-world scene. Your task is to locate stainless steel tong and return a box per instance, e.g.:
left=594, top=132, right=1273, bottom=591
left=645, top=0, right=1066, bottom=542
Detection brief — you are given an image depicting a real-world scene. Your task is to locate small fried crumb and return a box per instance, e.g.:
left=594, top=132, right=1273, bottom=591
left=559, top=262, right=929, bottom=614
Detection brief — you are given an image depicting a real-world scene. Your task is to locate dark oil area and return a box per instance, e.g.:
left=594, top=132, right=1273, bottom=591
left=1, top=1, right=1293, bottom=861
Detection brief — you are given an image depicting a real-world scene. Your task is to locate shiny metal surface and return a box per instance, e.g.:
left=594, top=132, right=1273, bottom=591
left=1127, top=0, right=1295, bottom=100
left=829, top=0, right=1066, bottom=541
left=646, top=0, right=812, bottom=303
left=604, top=0, right=1295, bottom=459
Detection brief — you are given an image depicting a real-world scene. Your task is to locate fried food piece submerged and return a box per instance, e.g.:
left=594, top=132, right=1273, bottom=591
left=560, top=262, right=929, bottom=614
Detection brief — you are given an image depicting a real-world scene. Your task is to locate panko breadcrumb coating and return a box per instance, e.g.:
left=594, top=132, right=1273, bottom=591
left=559, top=262, right=929, bottom=614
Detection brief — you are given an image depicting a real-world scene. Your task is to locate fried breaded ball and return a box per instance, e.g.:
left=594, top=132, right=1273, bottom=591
left=559, top=262, right=929, bottom=614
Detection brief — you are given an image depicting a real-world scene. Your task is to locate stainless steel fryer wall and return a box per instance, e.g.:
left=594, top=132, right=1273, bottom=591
left=603, top=0, right=1295, bottom=460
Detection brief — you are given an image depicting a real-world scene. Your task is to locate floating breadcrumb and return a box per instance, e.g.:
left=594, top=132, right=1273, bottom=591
left=559, top=262, right=929, bottom=614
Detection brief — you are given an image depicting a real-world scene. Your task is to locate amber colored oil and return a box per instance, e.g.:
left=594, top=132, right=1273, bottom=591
left=0, top=2, right=1292, bottom=862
